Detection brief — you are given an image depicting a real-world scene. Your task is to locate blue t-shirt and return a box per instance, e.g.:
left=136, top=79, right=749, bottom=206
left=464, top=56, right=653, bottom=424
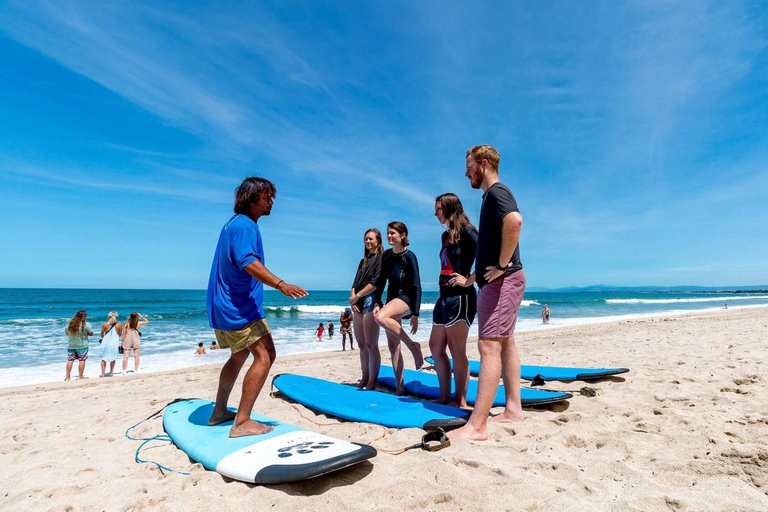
left=207, top=214, right=266, bottom=330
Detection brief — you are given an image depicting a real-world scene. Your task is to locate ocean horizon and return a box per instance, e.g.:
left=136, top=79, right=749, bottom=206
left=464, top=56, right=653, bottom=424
left=1, top=287, right=767, bottom=389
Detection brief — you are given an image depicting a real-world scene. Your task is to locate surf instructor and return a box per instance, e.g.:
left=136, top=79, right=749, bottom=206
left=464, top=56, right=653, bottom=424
left=207, top=177, right=308, bottom=438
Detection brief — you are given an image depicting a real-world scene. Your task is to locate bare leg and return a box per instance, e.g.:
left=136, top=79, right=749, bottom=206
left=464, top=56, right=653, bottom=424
left=446, top=321, right=470, bottom=408
left=209, top=348, right=249, bottom=426
left=353, top=311, right=368, bottom=386
left=386, top=331, right=406, bottom=395
left=363, top=312, right=381, bottom=390
left=65, top=360, right=73, bottom=381
left=77, top=360, right=86, bottom=379
left=447, top=338, right=501, bottom=441
left=229, top=334, right=277, bottom=438
left=109, top=361, right=115, bottom=376
left=122, top=351, right=129, bottom=373
left=489, top=335, right=524, bottom=422
left=133, top=348, right=140, bottom=372
left=349, top=329, right=355, bottom=350
left=428, top=325, right=451, bottom=404
left=100, top=360, right=106, bottom=377
left=374, top=299, right=423, bottom=369
left=342, top=333, right=346, bottom=351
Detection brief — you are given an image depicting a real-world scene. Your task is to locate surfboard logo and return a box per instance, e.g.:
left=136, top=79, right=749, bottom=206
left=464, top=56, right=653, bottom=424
left=277, top=441, right=335, bottom=458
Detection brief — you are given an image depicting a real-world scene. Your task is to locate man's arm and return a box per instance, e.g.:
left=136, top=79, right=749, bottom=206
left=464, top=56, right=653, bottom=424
left=244, top=259, right=308, bottom=299
left=483, top=212, right=522, bottom=283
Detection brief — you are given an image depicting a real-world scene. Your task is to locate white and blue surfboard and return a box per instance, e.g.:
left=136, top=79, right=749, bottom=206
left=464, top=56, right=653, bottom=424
left=162, top=399, right=376, bottom=484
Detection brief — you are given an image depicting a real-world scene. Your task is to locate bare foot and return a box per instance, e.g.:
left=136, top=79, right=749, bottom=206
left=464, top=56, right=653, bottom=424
left=64, top=377, right=70, bottom=381
left=230, top=420, right=274, bottom=438
left=208, top=410, right=237, bottom=426
left=364, top=383, right=376, bottom=391
left=446, top=399, right=469, bottom=409
left=395, top=386, right=407, bottom=396
left=447, top=424, right=487, bottom=441
left=489, top=410, right=525, bottom=423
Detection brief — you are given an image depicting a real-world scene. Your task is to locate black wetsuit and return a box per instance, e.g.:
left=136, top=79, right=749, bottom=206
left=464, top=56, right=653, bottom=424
left=438, top=226, right=478, bottom=297
left=352, top=252, right=382, bottom=310
left=375, top=248, right=422, bottom=318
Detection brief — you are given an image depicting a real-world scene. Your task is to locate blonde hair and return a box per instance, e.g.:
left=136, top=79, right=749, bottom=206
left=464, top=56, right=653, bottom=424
left=108, top=311, right=118, bottom=325
left=467, top=145, right=500, bottom=173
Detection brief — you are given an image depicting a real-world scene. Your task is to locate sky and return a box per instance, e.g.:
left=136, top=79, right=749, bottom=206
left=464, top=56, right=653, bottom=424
left=0, top=1, right=767, bottom=290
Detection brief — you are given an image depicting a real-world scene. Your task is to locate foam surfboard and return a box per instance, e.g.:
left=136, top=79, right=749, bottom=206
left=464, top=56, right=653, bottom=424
left=377, top=366, right=572, bottom=406
left=162, top=398, right=376, bottom=484
left=272, top=373, right=470, bottom=429
left=425, top=357, right=629, bottom=381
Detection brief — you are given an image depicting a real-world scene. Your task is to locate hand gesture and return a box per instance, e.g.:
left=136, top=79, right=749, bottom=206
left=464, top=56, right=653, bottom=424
left=278, top=282, right=308, bottom=299
left=449, top=273, right=468, bottom=287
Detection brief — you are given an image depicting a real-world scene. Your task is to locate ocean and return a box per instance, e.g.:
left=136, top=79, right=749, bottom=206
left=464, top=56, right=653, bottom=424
left=1, top=288, right=766, bottom=389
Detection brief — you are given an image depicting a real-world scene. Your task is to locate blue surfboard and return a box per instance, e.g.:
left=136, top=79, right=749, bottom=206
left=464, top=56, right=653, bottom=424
left=377, top=366, right=572, bottom=406
left=425, top=357, right=629, bottom=381
left=163, top=399, right=376, bottom=484
left=272, top=373, right=470, bottom=429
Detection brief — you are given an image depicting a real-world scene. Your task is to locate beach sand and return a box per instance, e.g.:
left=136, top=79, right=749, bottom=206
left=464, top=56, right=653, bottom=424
left=1, top=307, right=767, bottom=511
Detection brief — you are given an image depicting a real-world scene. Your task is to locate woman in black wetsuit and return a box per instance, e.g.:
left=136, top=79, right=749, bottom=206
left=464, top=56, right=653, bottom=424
left=373, top=221, right=424, bottom=395
left=349, top=228, right=383, bottom=390
left=429, top=193, right=478, bottom=407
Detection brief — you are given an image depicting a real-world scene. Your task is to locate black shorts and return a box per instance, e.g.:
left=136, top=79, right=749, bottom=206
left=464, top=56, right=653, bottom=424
left=432, top=294, right=476, bottom=327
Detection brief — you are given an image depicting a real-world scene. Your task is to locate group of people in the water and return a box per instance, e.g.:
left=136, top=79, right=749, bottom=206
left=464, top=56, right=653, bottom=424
left=64, top=310, right=148, bottom=380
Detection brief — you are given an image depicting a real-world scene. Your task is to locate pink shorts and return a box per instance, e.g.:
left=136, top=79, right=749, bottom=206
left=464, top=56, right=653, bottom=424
left=477, top=270, right=526, bottom=339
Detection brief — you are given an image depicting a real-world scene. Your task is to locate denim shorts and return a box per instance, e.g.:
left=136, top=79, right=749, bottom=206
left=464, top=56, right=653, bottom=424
left=356, top=293, right=376, bottom=314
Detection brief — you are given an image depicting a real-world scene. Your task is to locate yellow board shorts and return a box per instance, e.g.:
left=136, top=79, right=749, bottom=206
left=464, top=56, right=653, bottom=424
left=214, top=318, right=271, bottom=353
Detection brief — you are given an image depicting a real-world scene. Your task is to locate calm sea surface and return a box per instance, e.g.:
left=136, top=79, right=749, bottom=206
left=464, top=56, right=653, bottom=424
left=1, top=288, right=766, bottom=388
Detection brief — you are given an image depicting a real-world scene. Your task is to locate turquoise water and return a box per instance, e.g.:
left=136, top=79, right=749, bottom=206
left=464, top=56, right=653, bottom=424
left=1, top=288, right=766, bottom=387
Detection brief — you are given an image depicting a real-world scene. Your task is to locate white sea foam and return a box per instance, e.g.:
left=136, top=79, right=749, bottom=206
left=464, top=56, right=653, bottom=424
left=521, top=300, right=539, bottom=307
left=605, top=295, right=768, bottom=305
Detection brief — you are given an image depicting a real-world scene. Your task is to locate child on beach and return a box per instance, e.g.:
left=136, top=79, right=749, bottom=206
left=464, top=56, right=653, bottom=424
left=315, top=322, right=324, bottom=342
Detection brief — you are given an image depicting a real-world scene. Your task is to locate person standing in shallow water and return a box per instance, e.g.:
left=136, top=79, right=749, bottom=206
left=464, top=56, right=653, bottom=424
left=542, top=304, right=550, bottom=324
left=99, top=311, right=122, bottom=377
left=65, top=310, right=93, bottom=381
left=350, top=229, right=383, bottom=389
left=449, top=145, right=526, bottom=441
left=207, top=177, right=307, bottom=438
left=373, top=221, right=424, bottom=395
left=121, top=312, right=148, bottom=374
left=339, top=308, right=355, bottom=352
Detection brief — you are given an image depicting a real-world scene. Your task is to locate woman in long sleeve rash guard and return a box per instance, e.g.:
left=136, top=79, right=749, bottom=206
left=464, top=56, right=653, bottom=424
left=349, top=228, right=383, bottom=390
left=373, top=221, right=424, bottom=395
left=429, top=193, right=478, bottom=407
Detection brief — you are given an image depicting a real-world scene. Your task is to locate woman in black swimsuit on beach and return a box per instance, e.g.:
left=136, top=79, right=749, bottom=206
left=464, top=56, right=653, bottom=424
left=373, top=221, right=424, bottom=395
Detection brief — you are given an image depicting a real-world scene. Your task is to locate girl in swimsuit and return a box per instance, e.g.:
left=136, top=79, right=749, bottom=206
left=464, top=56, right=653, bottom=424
left=121, top=312, right=148, bottom=374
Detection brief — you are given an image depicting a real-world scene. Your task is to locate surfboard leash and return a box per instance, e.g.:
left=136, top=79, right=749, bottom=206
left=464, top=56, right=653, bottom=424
left=124, top=398, right=198, bottom=476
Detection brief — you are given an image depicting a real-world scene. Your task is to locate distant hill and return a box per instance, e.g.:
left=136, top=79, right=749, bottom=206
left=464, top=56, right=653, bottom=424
left=526, top=285, right=768, bottom=293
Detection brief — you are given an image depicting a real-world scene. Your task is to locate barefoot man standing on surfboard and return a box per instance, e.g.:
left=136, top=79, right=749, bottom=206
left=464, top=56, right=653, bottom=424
left=449, top=145, right=526, bottom=441
left=207, top=177, right=308, bottom=437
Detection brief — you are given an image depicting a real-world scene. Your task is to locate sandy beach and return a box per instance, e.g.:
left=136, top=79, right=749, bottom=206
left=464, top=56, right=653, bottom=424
left=1, top=306, right=767, bottom=511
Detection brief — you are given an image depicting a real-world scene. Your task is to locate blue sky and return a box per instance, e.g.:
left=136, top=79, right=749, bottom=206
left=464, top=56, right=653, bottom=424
left=1, top=1, right=766, bottom=290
